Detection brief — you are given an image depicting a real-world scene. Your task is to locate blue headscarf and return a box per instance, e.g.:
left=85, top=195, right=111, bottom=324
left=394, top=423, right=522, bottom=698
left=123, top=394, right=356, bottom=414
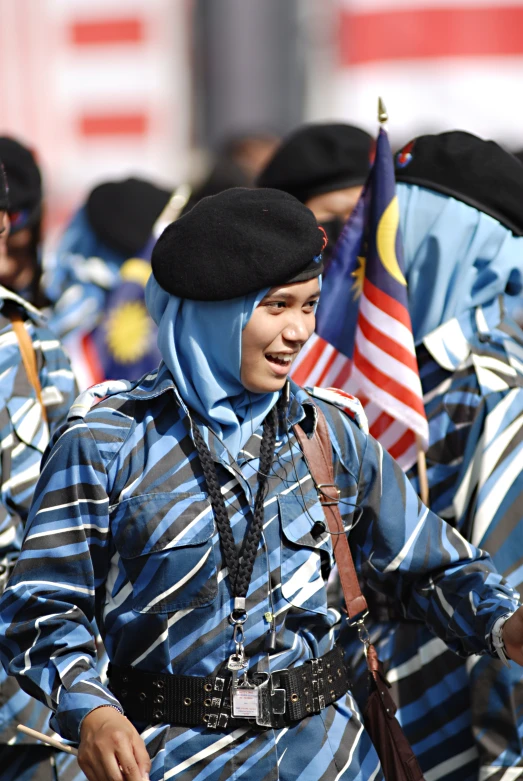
left=398, top=183, right=523, bottom=343
left=145, top=275, right=278, bottom=459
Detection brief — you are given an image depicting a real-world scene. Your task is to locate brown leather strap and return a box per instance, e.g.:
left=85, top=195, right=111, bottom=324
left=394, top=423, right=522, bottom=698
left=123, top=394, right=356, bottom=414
left=9, top=310, right=48, bottom=424
left=293, top=408, right=367, bottom=621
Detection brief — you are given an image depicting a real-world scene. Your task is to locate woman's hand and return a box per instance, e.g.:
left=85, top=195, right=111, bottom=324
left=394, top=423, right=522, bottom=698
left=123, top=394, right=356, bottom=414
left=78, top=706, right=151, bottom=781
left=501, top=607, right=523, bottom=665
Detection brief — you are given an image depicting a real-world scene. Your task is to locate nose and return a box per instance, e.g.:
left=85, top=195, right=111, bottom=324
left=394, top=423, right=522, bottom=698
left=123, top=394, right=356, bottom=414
left=281, top=311, right=313, bottom=345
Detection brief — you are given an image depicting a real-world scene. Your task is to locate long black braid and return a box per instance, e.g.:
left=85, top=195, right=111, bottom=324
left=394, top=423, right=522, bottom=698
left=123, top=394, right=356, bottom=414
left=191, top=400, right=280, bottom=599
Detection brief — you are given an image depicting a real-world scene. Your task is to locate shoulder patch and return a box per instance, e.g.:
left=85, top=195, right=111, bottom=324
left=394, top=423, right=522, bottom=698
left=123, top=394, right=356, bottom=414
left=67, top=379, right=132, bottom=420
left=307, top=386, right=369, bottom=434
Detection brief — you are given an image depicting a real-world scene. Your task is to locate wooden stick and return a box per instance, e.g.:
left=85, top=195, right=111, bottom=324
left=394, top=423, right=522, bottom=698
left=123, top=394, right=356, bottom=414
left=416, top=436, right=429, bottom=507
left=17, top=725, right=78, bottom=756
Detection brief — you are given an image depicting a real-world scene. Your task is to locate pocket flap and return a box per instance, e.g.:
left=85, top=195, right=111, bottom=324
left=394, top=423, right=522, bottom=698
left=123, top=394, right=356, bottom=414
left=111, top=491, right=215, bottom=559
left=278, top=492, right=330, bottom=550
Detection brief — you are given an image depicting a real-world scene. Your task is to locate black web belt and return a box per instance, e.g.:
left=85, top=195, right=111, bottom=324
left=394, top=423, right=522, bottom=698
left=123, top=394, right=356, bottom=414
left=108, top=644, right=349, bottom=730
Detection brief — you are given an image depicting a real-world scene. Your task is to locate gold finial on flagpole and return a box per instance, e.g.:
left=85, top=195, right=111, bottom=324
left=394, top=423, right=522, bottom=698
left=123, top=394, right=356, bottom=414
left=378, top=97, right=388, bottom=125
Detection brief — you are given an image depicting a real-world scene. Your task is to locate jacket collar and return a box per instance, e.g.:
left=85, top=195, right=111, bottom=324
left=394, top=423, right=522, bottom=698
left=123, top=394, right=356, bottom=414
left=126, top=365, right=315, bottom=465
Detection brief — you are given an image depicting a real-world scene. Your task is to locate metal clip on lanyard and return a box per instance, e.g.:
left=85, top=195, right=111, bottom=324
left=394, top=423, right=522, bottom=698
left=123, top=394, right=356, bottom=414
left=227, top=598, right=261, bottom=719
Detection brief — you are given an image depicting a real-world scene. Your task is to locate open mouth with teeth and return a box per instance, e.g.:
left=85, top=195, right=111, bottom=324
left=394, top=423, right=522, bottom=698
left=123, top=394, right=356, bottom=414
left=265, top=353, right=295, bottom=367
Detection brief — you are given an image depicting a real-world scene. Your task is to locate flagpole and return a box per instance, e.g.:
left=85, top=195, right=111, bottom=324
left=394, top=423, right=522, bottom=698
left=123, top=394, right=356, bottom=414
left=415, top=436, right=429, bottom=506
left=378, top=97, right=430, bottom=507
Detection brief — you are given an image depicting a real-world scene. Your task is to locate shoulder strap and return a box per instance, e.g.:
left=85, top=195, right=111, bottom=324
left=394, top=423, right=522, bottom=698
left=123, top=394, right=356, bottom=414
left=293, top=407, right=367, bottom=621
left=9, top=308, right=48, bottom=424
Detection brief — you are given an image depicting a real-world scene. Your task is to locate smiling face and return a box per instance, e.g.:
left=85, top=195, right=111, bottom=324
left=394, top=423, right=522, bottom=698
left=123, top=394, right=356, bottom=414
left=240, top=278, right=320, bottom=393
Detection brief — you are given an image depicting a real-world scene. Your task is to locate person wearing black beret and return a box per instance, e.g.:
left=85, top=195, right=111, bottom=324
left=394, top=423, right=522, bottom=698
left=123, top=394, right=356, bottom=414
left=46, top=176, right=173, bottom=389
left=343, top=129, right=523, bottom=781
left=4, top=186, right=523, bottom=781
left=257, top=123, right=372, bottom=255
left=0, top=137, right=47, bottom=307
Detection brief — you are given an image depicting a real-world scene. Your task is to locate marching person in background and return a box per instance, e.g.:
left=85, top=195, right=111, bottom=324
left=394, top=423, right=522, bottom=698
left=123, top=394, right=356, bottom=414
left=347, top=131, right=523, bottom=781
left=45, top=176, right=172, bottom=343
left=44, top=177, right=172, bottom=390
left=0, top=162, right=78, bottom=779
left=2, top=187, right=523, bottom=781
left=0, top=137, right=49, bottom=309
left=257, top=122, right=372, bottom=261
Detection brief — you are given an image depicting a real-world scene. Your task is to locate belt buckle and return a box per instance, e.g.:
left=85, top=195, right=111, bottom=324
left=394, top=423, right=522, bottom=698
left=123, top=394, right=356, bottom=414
left=256, top=670, right=287, bottom=728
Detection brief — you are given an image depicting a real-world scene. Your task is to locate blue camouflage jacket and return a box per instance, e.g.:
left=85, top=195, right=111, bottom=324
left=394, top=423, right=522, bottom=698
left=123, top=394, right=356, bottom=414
left=0, top=362, right=518, bottom=781
left=0, top=286, right=78, bottom=748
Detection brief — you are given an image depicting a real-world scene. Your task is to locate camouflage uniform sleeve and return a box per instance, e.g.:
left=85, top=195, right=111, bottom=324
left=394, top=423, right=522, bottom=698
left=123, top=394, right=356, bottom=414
left=335, top=412, right=520, bottom=657
left=0, top=414, right=127, bottom=742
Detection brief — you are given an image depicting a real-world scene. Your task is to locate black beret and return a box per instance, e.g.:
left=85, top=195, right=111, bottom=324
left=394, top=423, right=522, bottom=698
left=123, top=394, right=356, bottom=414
left=86, top=177, right=172, bottom=257
left=256, top=123, right=372, bottom=203
left=0, top=162, right=8, bottom=211
left=0, top=137, right=42, bottom=231
left=395, top=131, right=523, bottom=236
left=151, top=187, right=325, bottom=301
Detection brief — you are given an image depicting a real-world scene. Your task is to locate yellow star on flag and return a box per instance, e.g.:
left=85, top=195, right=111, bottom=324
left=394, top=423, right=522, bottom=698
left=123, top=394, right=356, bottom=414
left=351, top=255, right=366, bottom=300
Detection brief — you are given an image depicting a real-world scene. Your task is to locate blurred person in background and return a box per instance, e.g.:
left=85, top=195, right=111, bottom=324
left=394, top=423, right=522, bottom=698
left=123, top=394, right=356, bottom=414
left=0, top=137, right=48, bottom=309
left=45, top=177, right=172, bottom=389
left=46, top=176, right=172, bottom=341
left=257, top=123, right=372, bottom=261
left=0, top=161, right=78, bottom=780
left=346, top=131, right=523, bottom=781
left=181, top=129, right=279, bottom=215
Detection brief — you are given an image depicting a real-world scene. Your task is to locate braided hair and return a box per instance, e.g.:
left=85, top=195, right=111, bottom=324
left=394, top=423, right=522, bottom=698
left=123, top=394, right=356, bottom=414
left=191, top=398, right=281, bottom=599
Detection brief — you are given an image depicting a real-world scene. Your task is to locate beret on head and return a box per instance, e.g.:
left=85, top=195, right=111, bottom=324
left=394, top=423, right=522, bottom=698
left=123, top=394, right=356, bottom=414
left=0, top=162, right=8, bottom=212
left=395, top=131, right=523, bottom=236
left=256, top=123, right=372, bottom=203
left=151, top=187, right=325, bottom=301
left=86, top=177, right=172, bottom=257
left=0, top=137, right=42, bottom=231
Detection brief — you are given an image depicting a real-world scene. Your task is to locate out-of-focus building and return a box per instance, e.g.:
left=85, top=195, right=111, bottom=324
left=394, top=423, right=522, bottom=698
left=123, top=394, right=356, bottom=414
left=305, top=0, right=523, bottom=148
left=0, top=0, right=191, bottom=236
left=2, top=0, right=523, bottom=237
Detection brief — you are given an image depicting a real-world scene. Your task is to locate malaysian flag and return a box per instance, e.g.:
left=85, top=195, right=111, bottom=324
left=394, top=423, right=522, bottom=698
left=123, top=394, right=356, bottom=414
left=292, top=122, right=428, bottom=470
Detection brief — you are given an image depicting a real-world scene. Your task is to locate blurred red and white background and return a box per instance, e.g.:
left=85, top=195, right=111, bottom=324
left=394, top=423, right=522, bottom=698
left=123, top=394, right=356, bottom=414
left=0, top=0, right=191, bottom=237
left=1, top=0, right=523, bottom=233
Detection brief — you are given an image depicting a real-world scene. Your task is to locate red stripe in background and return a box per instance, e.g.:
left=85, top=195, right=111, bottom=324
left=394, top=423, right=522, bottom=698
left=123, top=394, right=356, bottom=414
left=353, top=343, right=426, bottom=418
left=70, top=18, right=144, bottom=46
left=363, top=279, right=412, bottom=330
left=292, top=336, right=330, bottom=386
left=79, top=113, right=148, bottom=137
left=370, top=410, right=395, bottom=439
left=339, top=6, right=523, bottom=65
left=357, top=311, right=419, bottom=375
left=389, top=428, right=416, bottom=461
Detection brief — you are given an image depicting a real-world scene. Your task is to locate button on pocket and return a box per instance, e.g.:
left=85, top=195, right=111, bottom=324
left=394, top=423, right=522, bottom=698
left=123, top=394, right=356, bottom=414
left=278, top=491, right=332, bottom=615
left=111, top=491, right=218, bottom=613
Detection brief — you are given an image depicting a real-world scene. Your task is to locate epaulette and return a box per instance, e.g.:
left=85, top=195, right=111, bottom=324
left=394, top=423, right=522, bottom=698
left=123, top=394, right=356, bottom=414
left=306, top=386, right=369, bottom=434
left=67, top=379, right=133, bottom=421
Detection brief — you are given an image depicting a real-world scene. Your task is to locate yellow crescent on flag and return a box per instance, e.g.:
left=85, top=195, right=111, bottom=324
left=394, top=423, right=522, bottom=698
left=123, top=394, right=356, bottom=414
left=376, top=196, right=407, bottom=286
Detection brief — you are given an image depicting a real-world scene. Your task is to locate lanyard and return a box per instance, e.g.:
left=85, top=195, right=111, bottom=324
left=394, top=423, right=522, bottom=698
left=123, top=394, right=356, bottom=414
left=190, top=407, right=277, bottom=655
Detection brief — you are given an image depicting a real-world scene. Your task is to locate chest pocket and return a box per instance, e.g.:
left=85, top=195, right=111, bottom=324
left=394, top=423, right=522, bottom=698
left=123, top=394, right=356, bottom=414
left=111, top=491, right=218, bottom=614
left=278, top=490, right=332, bottom=615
